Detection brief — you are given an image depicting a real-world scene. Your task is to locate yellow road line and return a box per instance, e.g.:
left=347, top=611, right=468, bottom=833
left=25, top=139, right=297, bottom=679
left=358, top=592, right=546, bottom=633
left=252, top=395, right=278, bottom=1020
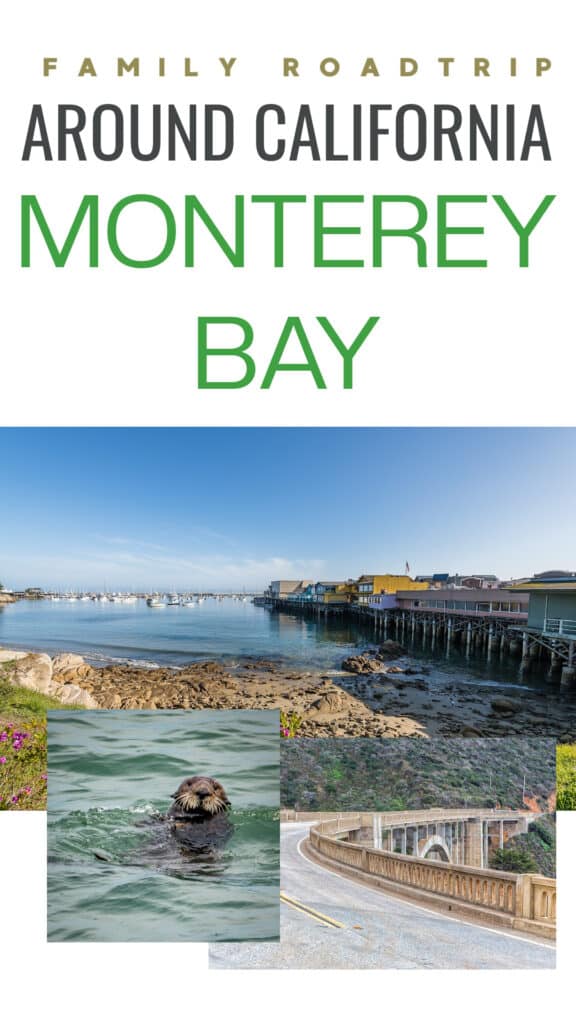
left=280, top=892, right=345, bottom=929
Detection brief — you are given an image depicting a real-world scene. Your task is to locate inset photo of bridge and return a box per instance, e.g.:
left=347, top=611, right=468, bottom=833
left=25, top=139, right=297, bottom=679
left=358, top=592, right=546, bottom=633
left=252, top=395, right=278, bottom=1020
left=210, top=738, right=556, bottom=969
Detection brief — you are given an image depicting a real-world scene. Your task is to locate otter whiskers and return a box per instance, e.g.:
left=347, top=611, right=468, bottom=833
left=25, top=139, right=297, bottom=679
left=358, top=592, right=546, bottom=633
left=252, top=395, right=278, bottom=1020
left=203, top=794, right=227, bottom=814
left=175, top=791, right=201, bottom=811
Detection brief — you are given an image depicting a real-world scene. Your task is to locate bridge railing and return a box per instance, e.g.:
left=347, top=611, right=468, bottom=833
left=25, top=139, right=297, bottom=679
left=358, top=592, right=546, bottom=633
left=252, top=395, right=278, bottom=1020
left=315, top=815, right=362, bottom=835
left=311, top=829, right=518, bottom=916
left=288, top=808, right=533, bottom=829
left=520, top=875, right=556, bottom=925
left=308, top=819, right=555, bottom=935
left=280, top=810, right=362, bottom=824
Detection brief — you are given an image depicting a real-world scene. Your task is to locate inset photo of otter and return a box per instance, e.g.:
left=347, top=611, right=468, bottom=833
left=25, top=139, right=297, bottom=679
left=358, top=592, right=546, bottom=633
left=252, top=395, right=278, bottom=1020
left=46, top=709, right=280, bottom=942
left=210, top=737, right=556, bottom=970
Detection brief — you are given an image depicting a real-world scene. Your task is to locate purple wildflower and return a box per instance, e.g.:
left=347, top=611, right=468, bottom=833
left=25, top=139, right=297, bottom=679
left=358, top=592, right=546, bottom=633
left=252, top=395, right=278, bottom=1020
left=0, top=756, right=6, bottom=764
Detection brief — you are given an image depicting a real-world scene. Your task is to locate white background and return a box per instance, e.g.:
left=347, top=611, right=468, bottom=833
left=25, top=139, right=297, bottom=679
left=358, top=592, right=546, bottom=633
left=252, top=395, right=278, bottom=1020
left=1, top=1, right=573, bottom=1020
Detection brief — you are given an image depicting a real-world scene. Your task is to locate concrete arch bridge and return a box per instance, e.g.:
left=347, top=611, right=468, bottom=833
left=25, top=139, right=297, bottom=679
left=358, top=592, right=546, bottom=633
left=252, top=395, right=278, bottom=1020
left=303, top=810, right=555, bottom=937
left=343, top=807, right=536, bottom=869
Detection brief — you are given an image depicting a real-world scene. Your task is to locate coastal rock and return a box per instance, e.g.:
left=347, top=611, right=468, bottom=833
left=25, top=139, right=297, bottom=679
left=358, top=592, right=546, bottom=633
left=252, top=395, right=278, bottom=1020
left=341, top=654, right=383, bottom=674
left=306, top=692, right=348, bottom=722
left=11, top=653, right=53, bottom=694
left=378, top=640, right=407, bottom=658
left=48, top=682, right=99, bottom=709
left=52, top=653, right=86, bottom=673
left=311, top=693, right=343, bottom=713
left=0, top=649, right=32, bottom=665
left=491, top=697, right=522, bottom=714
left=52, top=653, right=94, bottom=684
left=1, top=649, right=98, bottom=708
left=412, top=679, right=428, bottom=690
left=241, top=658, right=279, bottom=672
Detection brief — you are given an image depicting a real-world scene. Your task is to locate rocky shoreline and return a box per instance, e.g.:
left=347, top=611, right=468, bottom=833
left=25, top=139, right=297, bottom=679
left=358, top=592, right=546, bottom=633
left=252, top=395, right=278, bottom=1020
left=2, top=641, right=576, bottom=739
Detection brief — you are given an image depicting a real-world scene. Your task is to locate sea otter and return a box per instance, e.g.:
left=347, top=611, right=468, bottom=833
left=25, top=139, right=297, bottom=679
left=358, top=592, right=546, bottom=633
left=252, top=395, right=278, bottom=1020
left=166, top=775, right=233, bottom=854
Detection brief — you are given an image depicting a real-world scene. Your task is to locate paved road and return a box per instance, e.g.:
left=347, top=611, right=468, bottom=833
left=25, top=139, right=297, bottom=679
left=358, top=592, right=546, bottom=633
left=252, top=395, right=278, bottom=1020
left=209, top=824, right=555, bottom=969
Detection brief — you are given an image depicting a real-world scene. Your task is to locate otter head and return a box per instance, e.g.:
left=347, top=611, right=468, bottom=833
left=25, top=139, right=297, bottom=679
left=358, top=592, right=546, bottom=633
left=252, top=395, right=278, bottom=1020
left=170, top=775, right=230, bottom=816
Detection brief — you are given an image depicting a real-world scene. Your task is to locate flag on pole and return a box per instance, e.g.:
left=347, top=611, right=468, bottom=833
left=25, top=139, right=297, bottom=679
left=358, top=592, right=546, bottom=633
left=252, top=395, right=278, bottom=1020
left=405, top=561, right=410, bottom=575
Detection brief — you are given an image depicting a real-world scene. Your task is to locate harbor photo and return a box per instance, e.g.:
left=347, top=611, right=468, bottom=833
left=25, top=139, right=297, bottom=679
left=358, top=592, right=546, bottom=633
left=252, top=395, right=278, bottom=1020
left=1, top=427, right=575, bottom=808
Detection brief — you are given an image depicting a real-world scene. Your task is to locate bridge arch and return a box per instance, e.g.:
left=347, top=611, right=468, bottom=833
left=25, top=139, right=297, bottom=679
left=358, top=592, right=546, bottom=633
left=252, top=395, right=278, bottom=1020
left=418, top=834, right=452, bottom=862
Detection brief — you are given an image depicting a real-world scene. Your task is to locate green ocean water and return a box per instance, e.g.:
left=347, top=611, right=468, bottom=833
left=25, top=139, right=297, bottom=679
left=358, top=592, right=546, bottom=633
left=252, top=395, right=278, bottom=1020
left=47, top=709, right=280, bottom=943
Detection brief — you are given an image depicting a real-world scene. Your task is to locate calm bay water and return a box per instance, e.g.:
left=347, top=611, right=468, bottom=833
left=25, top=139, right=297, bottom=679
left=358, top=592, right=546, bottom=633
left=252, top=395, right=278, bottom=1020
left=0, top=597, right=551, bottom=691
left=47, top=709, right=279, bottom=943
left=0, top=597, right=369, bottom=669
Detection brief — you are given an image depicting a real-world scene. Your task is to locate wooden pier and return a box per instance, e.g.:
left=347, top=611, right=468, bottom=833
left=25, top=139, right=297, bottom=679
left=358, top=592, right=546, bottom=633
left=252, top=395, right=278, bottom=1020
left=255, top=597, right=576, bottom=686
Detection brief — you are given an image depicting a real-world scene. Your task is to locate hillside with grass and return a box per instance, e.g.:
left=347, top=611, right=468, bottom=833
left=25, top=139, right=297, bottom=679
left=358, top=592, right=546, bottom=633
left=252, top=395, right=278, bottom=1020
left=490, top=814, right=556, bottom=878
left=281, top=738, right=556, bottom=812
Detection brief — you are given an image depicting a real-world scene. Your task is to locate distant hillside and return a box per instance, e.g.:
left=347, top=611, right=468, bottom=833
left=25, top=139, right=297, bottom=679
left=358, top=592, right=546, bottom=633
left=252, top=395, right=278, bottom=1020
left=282, top=738, right=556, bottom=812
left=490, top=815, right=556, bottom=878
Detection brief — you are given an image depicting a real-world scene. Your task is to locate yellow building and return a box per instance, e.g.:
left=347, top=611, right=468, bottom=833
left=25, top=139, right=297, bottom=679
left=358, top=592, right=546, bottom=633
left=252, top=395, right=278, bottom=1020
left=355, top=574, right=429, bottom=605
left=314, top=581, right=356, bottom=604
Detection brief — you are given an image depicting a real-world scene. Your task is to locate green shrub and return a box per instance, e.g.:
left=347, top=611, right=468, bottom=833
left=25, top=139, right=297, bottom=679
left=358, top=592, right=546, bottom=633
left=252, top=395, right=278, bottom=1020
left=490, top=847, right=538, bottom=873
left=530, top=818, right=554, bottom=848
left=0, top=678, right=85, bottom=811
left=280, top=710, right=303, bottom=739
left=0, top=720, right=47, bottom=810
left=557, top=745, right=576, bottom=811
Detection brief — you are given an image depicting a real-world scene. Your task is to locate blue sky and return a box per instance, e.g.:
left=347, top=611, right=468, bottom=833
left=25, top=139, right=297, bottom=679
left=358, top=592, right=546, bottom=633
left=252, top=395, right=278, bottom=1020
left=0, top=428, right=574, bottom=589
